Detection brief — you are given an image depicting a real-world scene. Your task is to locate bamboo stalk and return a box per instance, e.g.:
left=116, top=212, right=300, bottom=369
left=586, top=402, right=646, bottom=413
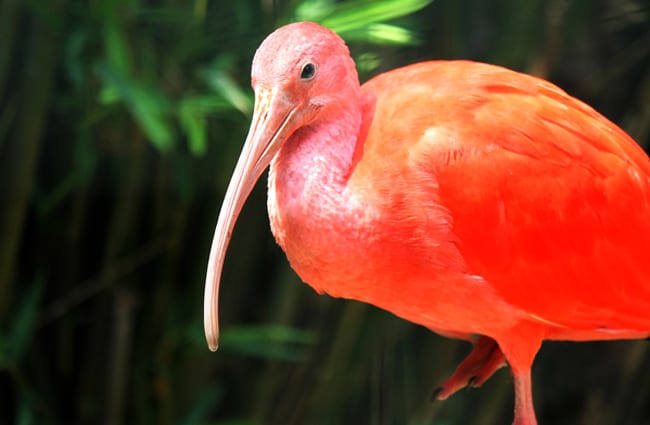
left=0, top=0, right=66, bottom=321
left=103, top=132, right=147, bottom=425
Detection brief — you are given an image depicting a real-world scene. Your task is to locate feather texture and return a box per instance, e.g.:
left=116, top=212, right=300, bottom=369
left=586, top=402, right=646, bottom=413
left=357, top=60, right=650, bottom=335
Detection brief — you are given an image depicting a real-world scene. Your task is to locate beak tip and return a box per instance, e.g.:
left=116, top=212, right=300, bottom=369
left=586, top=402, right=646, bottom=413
left=206, top=335, right=219, bottom=352
left=205, top=322, right=220, bottom=352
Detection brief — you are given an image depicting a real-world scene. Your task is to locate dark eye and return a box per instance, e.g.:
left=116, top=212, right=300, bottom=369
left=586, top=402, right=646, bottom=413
left=300, top=63, right=316, bottom=80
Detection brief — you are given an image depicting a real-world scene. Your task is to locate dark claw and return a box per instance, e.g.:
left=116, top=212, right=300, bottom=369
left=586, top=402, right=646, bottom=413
left=468, top=376, right=478, bottom=388
left=430, top=387, right=444, bottom=402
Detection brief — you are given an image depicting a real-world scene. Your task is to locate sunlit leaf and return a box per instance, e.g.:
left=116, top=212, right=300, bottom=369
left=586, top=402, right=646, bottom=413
left=128, top=85, right=174, bottom=151
left=202, top=59, right=253, bottom=116
left=103, top=21, right=131, bottom=76
left=294, top=0, right=335, bottom=22
left=344, top=23, right=419, bottom=45
left=98, top=85, right=121, bottom=104
left=179, top=99, right=208, bottom=156
left=293, top=0, right=431, bottom=46
left=318, top=0, right=432, bottom=36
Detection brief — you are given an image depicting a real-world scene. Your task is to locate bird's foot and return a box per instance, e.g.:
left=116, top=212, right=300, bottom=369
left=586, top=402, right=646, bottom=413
left=432, top=336, right=505, bottom=400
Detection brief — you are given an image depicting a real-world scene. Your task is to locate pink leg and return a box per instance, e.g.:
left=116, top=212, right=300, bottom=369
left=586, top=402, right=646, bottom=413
left=433, top=336, right=506, bottom=400
left=512, top=369, right=538, bottom=425
left=497, top=323, right=544, bottom=425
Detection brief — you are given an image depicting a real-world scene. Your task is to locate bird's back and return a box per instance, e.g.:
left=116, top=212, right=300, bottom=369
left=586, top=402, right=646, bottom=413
left=356, top=60, right=650, bottom=338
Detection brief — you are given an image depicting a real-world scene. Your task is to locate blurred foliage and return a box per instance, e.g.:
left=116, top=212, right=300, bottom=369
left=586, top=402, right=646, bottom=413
left=0, top=0, right=649, bottom=424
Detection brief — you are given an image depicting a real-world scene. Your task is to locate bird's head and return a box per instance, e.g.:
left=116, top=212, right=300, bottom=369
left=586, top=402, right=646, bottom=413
left=204, top=22, right=359, bottom=351
left=250, top=22, right=359, bottom=125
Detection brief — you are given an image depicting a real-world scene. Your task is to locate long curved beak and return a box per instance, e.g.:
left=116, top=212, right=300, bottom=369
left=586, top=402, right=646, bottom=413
left=204, top=88, right=298, bottom=351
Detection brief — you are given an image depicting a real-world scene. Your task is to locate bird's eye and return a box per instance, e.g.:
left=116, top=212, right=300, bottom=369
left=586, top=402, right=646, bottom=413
left=300, top=63, right=316, bottom=80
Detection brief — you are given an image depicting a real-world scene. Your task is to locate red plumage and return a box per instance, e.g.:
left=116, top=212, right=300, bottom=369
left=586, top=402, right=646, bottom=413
left=204, top=22, right=650, bottom=425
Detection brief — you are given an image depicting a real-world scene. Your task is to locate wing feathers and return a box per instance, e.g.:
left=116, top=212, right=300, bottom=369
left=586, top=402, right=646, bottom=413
left=362, top=60, right=650, bottom=332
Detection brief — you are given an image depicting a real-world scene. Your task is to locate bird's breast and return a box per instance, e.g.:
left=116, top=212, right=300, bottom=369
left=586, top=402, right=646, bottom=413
left=266, top=134, right=525, bottom=337
left=267, top=151, right=379, bottom=295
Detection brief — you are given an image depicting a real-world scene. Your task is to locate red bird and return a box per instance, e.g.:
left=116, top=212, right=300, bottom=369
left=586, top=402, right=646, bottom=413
left=203, top=22, right=650, bottom=424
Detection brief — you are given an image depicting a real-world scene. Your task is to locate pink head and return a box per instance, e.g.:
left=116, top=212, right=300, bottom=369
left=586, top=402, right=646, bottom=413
left=204, top=22, right=360, bottom=350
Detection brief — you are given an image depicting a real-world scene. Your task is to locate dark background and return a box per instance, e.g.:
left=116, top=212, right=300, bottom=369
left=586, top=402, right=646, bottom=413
left=1, top=0, right=649, bottom=424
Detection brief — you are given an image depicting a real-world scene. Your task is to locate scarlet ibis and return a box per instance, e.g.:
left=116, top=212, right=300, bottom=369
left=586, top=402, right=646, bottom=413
left=204, top=22, right=650, bottom=424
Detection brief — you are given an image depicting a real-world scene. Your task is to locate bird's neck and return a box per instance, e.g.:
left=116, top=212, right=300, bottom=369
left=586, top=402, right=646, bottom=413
left=267, top=87, right=368, bottom=256
left=269, top=90, right=365, bottom=199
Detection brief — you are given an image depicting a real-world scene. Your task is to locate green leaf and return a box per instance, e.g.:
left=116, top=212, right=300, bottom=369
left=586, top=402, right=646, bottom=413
left=128, top=85, right=174, bottom=151
left=179, top=98, right=208, bottom=156
left=318, top=0, right=432, bottom=36
left=355, top=52, right=381, bottom=72
left=343, top=23, right=420, bottom=45
left=0, top=279, right=43, bottom=369
left=63, top=28, right=88, bottom=88
left=103, top=21, right=131, bottom=76
left=219, top=325, right=318, bottom=360
left=201, top=59, right=253, bottom=116
left=95, top=62, right=174, bottom=152
left=179, top=95, right=234, bottom=155
left=293, top=0, right=431, bottom=45
left=187, top=323, right=318, bottom=361
left=294, top=0, right=335, bottom=22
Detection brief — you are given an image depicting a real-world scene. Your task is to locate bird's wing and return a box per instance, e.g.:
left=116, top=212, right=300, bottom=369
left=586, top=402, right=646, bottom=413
left=360, top=60, right=650, bottom=334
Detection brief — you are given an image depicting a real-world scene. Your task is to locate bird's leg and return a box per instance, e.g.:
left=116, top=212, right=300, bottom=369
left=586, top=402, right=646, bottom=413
left=501, top=323, right=543, bottom=425
left=432, top=336, right=505, bottom=400
left=512, top=370, right=537, bottom=425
